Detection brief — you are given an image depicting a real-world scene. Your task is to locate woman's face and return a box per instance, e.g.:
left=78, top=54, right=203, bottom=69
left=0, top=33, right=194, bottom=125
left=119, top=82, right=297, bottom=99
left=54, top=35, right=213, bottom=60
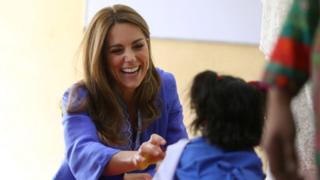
left=106, top=23, right=150, bottom=95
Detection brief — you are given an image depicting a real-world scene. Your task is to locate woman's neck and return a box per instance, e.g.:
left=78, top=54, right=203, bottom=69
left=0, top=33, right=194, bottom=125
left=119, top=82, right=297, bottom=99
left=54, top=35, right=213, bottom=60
left=122, top=91, right=134, bottom=107
left=121, top=90, right=137, bottom=123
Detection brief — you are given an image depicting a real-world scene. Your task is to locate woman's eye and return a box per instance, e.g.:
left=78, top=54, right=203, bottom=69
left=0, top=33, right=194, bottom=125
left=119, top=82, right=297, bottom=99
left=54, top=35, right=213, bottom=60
left=110, top=48, right=123, bottom=54
left=133, top=43, right=144, bottom=49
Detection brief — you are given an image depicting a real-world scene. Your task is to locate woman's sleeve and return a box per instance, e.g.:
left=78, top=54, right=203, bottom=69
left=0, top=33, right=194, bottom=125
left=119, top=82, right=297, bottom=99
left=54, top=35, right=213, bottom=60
left=163, top=73, right=188, bottom=145
left=263, top=0, right=319, bottom=95
left=61, top=90, right=120, bottom=180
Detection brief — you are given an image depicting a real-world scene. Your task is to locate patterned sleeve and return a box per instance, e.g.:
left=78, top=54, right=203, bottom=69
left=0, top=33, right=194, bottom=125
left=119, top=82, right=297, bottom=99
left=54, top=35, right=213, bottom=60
left=263, top=0, right=319, bottom=95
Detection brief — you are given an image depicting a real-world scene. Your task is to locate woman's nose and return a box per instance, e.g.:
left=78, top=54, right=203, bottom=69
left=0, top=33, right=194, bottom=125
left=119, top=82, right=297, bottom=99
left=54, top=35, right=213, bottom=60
left=123, top=49, right=136, bottom=62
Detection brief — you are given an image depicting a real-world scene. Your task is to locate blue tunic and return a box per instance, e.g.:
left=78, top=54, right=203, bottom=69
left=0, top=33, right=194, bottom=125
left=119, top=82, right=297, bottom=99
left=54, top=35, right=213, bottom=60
left=53, top=69, right=188, bottom=180
left=174, top=137, right=265, bottom=180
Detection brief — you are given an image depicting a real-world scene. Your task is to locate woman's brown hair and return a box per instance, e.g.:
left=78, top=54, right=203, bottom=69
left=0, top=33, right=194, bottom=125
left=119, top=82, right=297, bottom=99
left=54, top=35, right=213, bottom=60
left=66, top=4, right=161, bottom=146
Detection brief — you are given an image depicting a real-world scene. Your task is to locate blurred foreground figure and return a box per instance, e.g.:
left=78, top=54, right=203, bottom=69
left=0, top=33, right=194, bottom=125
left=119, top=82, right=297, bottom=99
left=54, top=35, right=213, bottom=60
left=262, top=0, right=320, bottom=179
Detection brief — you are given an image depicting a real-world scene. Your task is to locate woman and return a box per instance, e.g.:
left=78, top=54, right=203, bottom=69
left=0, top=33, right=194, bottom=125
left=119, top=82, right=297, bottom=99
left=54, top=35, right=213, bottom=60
left=54, top=4, right=188, bottom=180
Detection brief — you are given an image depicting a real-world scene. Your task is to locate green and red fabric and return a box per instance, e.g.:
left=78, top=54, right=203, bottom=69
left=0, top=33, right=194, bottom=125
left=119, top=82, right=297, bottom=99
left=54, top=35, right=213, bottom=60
left=263, top=0, right=320, bottom=176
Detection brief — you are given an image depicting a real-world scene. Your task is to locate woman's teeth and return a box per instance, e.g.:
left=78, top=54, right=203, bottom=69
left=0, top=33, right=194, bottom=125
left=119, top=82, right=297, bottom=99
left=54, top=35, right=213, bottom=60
left=122, top=66, right=139, bottom=73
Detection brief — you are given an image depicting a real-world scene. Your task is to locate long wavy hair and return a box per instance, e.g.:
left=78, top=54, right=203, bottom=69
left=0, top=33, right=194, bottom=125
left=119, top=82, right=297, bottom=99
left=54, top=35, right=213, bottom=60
left=66, top=4, right=161, bottom=146
left=189, top=70, right=265, bottom=150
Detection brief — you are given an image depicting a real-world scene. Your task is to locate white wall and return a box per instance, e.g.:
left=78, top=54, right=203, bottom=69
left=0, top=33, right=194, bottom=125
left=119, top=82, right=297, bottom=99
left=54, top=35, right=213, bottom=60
left=86, top=0, right=262, bottom=44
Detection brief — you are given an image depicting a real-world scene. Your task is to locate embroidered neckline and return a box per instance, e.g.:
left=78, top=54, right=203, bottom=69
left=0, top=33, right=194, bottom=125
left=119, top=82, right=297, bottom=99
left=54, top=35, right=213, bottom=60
left=115, top=95, right=142, bottom=150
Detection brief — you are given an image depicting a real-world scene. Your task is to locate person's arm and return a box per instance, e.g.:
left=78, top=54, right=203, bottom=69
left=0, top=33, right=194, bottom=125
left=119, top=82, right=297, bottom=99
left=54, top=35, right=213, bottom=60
left=103, top=151, right=138, bottom=176
left=63, top=111, right=120, bottom=179
left=262, top=0, right=319, bottom=179
left=263, top=88, right=302, bottom=180
left=62, top=90, right=166, bottom=178
left=65, top=114, right=165, bottom=177
left=103, top=134, right=166, bottom=176
left=62, top=90, right=121, bottom=179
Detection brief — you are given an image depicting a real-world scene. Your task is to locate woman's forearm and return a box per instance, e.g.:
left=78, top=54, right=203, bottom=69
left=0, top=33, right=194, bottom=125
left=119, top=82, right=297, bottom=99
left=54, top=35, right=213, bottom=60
left=103, top=151, right=138, bottom=176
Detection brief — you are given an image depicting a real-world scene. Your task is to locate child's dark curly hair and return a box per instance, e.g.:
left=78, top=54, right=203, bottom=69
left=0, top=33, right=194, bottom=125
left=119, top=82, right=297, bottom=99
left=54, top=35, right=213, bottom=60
left=190, top=70, right=266, bottom=150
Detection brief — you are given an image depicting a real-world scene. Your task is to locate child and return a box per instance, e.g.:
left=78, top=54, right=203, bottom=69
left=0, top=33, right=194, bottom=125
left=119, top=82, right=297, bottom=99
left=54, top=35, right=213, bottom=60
left=154, top=70, right=266, bottom=180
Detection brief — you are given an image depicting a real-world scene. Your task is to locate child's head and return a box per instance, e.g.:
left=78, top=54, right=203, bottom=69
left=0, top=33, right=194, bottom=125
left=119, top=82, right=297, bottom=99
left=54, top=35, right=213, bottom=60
left=190, top=70, right=266, bottom=150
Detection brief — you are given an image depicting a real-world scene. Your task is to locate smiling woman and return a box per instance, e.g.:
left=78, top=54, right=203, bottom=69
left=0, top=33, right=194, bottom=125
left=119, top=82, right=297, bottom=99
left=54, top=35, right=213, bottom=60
left=53, top=4, right=188, bottom=180
left=107, top=23, right=150, bottom=97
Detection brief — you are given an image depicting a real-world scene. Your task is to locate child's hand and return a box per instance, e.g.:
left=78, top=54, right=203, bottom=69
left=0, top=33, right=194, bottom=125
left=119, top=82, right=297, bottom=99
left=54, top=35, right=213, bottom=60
left=133, top=134, right=166, bottom=170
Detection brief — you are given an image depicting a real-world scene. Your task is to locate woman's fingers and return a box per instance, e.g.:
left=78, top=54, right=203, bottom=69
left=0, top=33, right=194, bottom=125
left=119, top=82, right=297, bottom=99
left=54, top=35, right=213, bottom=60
left=148, top=134, right=166, bottom=146
left=134, top=134, right=166, bottom=170
left=139, top=142, right=165, bottom=160
left=140, top=134, right=166, bottom=159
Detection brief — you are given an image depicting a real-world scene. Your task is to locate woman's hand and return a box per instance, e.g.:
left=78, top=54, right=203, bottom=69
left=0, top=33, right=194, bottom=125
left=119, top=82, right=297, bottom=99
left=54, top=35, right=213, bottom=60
left=133, top=134, right=166, bottom=170
left=103, top=134, right=166, bottom=175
